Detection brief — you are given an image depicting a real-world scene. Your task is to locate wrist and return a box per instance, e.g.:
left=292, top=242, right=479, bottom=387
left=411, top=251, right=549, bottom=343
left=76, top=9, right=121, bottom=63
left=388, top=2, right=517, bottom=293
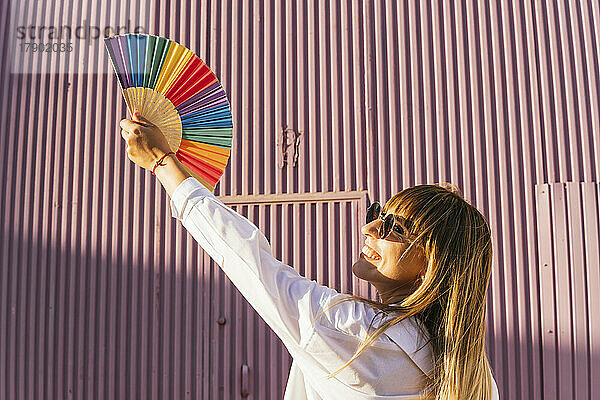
left=154, top=153, right=193, bottom=197
left=151, top=151, right=175, bottom=174
left=153, top=152, right=178, bottom=174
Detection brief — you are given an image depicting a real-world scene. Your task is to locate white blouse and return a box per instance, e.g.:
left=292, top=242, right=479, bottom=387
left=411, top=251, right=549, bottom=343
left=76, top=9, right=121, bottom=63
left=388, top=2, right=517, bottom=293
left=169, top=177, right=499, bottom=399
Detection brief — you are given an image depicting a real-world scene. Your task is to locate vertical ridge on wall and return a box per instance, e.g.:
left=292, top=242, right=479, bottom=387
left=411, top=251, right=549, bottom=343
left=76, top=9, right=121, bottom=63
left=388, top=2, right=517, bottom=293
left=0, top=8, right=9, bottom=398
left=514, top=2, right=544, bottom=397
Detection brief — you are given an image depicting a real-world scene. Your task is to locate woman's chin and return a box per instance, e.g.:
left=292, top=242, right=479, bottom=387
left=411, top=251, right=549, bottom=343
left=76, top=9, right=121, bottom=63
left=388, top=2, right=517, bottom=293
left=352, top=257, right=377, bottom=281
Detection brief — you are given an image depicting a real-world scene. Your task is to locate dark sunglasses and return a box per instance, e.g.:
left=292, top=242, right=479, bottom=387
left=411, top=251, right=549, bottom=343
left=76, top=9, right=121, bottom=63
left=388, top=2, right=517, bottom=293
left=366, top=201, right=413, bottom=242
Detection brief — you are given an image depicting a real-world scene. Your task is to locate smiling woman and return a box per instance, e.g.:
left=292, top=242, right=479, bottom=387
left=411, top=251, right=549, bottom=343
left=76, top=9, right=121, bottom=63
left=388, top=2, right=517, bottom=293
left=325, top=184, right=499, bottom=399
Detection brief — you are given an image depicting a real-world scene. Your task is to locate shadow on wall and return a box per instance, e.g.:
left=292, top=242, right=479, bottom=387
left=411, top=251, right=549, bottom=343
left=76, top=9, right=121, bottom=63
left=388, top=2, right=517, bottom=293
left=0, top=229, right=293, bottom=400
left=535, top=334, right=600, bottom=400
left=3, top=228, right=598, bottom=400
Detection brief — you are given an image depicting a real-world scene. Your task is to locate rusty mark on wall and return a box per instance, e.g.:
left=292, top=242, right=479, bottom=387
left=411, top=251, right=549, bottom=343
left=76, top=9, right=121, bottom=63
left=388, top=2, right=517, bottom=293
left=278, top=125, right=301, bottom=168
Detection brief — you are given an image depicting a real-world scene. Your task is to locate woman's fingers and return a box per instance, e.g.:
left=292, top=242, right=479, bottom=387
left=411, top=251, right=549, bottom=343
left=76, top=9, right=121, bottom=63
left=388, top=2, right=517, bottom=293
left=119, top=110, right=155, bottom=139
left=119, top=118, right=142, bottom=135
left=132, top=110, right=154, bottom=127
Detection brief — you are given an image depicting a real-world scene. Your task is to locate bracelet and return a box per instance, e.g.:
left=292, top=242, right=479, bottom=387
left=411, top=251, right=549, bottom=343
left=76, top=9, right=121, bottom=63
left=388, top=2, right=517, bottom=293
left=152, top=151, right=176, bottom=175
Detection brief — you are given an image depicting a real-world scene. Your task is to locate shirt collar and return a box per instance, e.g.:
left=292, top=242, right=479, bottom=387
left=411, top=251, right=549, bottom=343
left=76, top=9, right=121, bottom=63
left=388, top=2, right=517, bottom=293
left=381, top=315, right=434, bottom=377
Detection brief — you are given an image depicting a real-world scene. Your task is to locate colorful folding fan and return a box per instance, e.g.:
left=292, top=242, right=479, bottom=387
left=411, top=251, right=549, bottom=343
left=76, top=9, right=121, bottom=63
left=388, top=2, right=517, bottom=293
left=104, top=33, right=232, bottom=192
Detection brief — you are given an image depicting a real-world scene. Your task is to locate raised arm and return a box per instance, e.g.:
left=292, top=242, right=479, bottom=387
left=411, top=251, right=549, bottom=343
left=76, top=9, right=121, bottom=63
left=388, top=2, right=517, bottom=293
left=167, top=176, right=342, bottom=349
left=119, top=112, right=340, bottom=352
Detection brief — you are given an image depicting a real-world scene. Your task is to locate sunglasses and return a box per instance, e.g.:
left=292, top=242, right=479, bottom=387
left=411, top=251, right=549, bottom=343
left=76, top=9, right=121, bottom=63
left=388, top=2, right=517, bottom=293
left=366, top=201, right=414, bottom=242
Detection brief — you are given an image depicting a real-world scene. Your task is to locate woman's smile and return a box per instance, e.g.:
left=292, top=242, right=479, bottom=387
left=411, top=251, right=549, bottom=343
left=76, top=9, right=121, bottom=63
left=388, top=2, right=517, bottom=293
left=361, top=244, right=382, bottom=261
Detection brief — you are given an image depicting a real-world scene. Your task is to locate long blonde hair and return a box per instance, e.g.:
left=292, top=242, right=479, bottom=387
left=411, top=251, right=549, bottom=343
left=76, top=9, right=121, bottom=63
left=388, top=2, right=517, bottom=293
left=318, top=183, right=494, bottom=399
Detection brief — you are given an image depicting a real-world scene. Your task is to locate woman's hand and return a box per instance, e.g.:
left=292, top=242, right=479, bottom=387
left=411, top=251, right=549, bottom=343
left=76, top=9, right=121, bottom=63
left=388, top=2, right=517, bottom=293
left=119, top=109, right=193, bottom=196
left=119, top=110, right=172, bottom=171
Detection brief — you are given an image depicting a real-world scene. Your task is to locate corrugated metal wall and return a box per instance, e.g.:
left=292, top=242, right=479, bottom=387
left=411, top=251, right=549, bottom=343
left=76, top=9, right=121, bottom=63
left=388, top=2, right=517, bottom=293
left=1, top=1, right=599, bottom=399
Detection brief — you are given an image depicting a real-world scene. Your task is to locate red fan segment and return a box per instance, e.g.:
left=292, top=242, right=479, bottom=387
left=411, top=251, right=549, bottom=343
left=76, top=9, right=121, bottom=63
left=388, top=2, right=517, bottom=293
left=176, top=150, right=223, bottom=186
left=164, top=56, right=202, bottom=99
left=165, top=57, right=218, bottom=107
left=171, top=72, right=218, bottom=108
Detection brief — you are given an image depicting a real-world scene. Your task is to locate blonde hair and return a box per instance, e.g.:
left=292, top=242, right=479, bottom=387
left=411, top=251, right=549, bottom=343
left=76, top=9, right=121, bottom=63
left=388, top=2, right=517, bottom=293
left=318, top=183, right=494, bottom=399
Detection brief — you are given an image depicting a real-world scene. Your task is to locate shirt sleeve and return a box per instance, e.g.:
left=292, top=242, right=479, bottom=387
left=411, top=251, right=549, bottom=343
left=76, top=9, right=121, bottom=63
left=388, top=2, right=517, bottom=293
left=169, top=176, right=341, bottom=352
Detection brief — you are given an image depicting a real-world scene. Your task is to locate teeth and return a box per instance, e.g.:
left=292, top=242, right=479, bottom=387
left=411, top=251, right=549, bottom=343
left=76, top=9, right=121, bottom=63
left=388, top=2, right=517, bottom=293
left=362, top=245, right=381, bottom=260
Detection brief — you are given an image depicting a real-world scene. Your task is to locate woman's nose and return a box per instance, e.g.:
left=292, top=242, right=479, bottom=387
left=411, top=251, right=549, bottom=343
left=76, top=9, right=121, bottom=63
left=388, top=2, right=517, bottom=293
left=361, top=220, right=381, bottom=238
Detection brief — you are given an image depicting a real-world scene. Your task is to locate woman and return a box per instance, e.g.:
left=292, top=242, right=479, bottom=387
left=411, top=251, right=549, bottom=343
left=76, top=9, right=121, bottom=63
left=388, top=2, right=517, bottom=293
left=120, top=111, right=499, bottom=399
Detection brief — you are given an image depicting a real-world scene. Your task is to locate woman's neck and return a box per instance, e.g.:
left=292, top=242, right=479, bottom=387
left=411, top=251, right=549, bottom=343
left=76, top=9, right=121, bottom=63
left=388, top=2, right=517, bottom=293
left=374, top=282, right=413, bottom=305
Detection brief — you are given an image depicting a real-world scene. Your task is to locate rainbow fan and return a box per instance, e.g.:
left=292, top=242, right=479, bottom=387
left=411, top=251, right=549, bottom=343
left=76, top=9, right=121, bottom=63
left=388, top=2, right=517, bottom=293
left=104, top=33, right=232, bottom=192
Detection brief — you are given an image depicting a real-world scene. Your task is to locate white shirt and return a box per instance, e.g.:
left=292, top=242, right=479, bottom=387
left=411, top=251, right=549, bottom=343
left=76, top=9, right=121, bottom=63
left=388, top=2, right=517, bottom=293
left=169, top=177, right=499, bottom=399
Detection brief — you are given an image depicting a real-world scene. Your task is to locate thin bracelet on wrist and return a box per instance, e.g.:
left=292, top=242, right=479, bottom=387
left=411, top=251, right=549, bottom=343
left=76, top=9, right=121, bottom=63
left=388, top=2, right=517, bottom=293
left=152, top=151, right=176, bottom=175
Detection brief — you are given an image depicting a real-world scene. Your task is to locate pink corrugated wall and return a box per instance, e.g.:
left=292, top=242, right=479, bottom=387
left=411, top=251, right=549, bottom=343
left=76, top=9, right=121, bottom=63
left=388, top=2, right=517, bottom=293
left=1, top=1, right=599, bottom=399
